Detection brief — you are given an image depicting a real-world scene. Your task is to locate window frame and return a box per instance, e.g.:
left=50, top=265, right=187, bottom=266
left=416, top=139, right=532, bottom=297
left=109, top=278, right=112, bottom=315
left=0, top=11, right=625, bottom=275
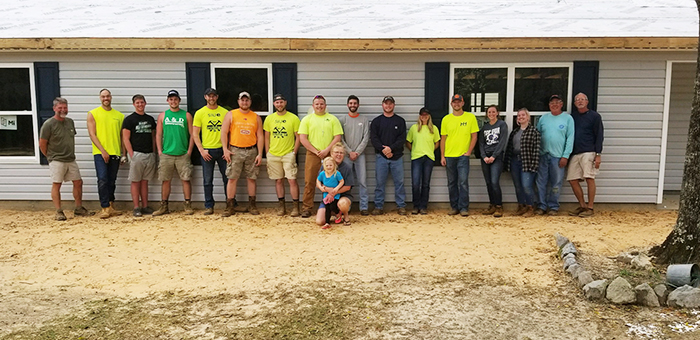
left=210, top=63, right=274, bottom=115
left=0, top=63, right=39, bottom=164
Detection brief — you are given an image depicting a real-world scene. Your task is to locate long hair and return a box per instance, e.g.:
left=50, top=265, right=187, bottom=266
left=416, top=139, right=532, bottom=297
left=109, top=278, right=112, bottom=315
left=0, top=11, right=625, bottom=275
left=322, top=156, right=337, bottom=175
left=417, top=108, right=435, bottom=134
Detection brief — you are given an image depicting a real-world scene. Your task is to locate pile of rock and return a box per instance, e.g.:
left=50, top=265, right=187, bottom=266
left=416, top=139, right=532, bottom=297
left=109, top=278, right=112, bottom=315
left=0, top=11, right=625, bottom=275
left=554, top=233, right=700, bottom=308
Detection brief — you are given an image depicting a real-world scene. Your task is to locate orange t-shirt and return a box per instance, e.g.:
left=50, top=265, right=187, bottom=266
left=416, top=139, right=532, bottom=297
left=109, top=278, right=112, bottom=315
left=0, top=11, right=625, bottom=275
left=228, top=109, right=259, bottom=148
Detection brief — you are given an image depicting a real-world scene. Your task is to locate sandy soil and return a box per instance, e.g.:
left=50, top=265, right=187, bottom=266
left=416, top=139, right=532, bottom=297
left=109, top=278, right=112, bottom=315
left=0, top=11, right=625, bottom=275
left=0, top=206, right=687, bottom=339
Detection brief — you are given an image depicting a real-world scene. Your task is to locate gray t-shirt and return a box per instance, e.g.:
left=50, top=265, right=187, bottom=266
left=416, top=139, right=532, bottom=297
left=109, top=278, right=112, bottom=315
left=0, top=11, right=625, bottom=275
left=337, top=113, right=370, bottom=154
left=39, top=117, right=76, bottom=162
left=513, top=128, right=524, bottom=156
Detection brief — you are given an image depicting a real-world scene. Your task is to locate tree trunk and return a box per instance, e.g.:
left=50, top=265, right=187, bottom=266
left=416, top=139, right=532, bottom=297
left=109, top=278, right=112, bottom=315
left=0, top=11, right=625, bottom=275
left=651, top=0, right=700, bottom=264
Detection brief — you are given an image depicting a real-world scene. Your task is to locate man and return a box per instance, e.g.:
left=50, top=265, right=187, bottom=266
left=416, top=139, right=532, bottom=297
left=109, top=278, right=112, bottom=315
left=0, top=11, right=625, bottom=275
left=370, top=96, right=407, bottom=215
left=264, top=93, right=301, bottom=216
left=153, top=90, right=195, bottom=216
left=535, top=94, right=575, bottom=215
left=298, top=95, right=344, bottom=218
left=440, top=94, right=479, bottom=216
left=122, top=94, right=157, bottom=217
left=87, top=88, right=124, bottom=219
left=337, top=95, right=370, bottom=215
left=221, top=91, right=264, bottom=217
left=315, top=143, right=356, bottom=226
left=567, top=92, right=604, bottom=217
left=39, top=97, right=92, bottom=221
left=193, top=88, right=230, bottom=215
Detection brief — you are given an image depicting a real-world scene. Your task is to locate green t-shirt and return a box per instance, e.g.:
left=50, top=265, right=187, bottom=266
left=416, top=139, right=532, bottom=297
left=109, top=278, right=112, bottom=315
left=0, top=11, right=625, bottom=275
left=440, top=112, right=479, bottom=157
left=298, top=112, right=344, bottom=151
left=40, top=117, right=76, bottom=162
left=162, top=109, right=189, bottom=156
left=193, top=105, right=228, bottom=149
left=263, top=111, right=300, bottom=156
left=406, top=123, right=440, bottom=161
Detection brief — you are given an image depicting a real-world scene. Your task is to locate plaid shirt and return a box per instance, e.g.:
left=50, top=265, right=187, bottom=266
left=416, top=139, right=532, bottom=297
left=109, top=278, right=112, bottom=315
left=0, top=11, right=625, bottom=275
left=504, top=124, right=541, bottom=173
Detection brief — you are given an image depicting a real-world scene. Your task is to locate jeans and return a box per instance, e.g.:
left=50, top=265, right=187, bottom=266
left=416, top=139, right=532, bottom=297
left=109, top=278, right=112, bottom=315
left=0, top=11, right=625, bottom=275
left=202, top=148, right=228, bottom=209
left=94, top=154, right=120, bottom=208
left=445, top=156, right=470, bottom=211
left=343, top=153, right=368, bottom=211
left=480, top=157, right=503, bottom=206
left=536, top=153, right=566, bottom=211
left=510, top=156, right=536, bottom=206
left=374, top=154, right=406, bottom=209
left=411, top=156, right=434, bottom=210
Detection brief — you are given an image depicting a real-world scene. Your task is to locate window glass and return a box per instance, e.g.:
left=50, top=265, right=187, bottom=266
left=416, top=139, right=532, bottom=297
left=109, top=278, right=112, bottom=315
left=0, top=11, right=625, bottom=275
left=514, top=67, right=569, bottom=112
left=0, top=68, right=32, bottom=111
left=453, top=68, right=507, bottom=113
left=0, top=115, right=35, bottom=156
left=214, top=68, right=269, bottom=112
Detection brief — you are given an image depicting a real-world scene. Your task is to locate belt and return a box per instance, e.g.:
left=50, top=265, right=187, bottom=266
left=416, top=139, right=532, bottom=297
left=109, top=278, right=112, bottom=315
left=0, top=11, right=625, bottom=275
left=232, top=145, right=256, bottom=150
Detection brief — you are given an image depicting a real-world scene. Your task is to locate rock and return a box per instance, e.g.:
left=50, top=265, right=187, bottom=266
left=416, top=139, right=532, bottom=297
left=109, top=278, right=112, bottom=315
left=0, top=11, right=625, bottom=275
left=566, top=263, right=583, bottom=277
left=577, top=271, right=594, bottom=288
left=616, top=252, right=634, bottom=264
left=584, top=280, right=608, bottom=300
left=667, top=285, right=700, bottom=308
left=563, top=257, right=577, bottom=270
left=606, top=277, right=636, bottom=304
left=555, top=233, right=570, bottom=249
left=631, top=254, right=652, bottom=270
left=561, top=242, right=577, bottom=258
left=635, top=283, right=660, bottom=307
left=654, top=284, right=669, bottom=306
left=563, top=253, right=576, bottom=261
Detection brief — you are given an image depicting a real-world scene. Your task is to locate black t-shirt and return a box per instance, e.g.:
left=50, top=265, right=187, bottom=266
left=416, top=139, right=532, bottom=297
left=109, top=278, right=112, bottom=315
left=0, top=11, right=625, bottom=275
left=122, top=112, right=157, bottom=153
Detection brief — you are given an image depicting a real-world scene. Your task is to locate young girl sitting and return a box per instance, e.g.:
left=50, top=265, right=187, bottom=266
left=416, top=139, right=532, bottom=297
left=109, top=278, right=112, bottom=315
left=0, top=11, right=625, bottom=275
left=316, top=157, right=344, bottom=229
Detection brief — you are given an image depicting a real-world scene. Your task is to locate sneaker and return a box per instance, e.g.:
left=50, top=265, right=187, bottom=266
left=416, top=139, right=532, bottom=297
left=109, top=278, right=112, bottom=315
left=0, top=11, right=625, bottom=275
left=203, top=207, right=214, bottom=215
left=411, top=208, right=419, bottom=215
left=482, top=205, right=496, bottom=215
left=321, top=223, right=331, bottom=230
left=301, top=210, right=311, bottom=218
left=447, top=209, right=460, bottom=216
left=73, top=206, right=93, bottom=216
left=419, top=209, right=428, bottom=215
left=98, top=207, right=111, bottom=219
left=533, top=208, right=546, bottom=216
left=459, top=209, right=469, bottom=217
left=152, top=201, right=169, bottom=216
left=360, top=210, right=370, bottom=216
left=133, top=208, right=142, bottom=217
left=183, top=201, right=194, bottom=215
left=578, top=208, right=594, bottom=218
left=55, top=210, right=67, bottom=221
left=397, top=208, right=407, bottom=216
left=140, top=206, right=154, bottom=215
left=547, top=209, right=558, bottom=216
left=569, top=207, right=587, bottom=216
left=372, top=209, right=384, bottom=216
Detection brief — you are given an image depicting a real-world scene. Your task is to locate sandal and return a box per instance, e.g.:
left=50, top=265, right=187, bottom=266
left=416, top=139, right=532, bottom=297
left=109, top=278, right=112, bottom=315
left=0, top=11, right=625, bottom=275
left=321, top=223, right=331, bottom=229
left=343, top=218, right=351, bottom=226
left=334, top=214, right=343, bottom=224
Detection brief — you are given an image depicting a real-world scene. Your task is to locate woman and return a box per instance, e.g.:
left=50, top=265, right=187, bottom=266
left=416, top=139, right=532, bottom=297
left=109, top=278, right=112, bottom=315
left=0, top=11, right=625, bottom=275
left=504, top=108, right=541, bottom=216
left=479, top=105, right=508, bottom=217
left=406, top=107, right=440, bottom=214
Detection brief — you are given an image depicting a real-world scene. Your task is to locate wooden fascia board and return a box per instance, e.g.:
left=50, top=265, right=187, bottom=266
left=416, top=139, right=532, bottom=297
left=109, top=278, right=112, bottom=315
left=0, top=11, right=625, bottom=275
left=0, top=37, right=696, bottom=52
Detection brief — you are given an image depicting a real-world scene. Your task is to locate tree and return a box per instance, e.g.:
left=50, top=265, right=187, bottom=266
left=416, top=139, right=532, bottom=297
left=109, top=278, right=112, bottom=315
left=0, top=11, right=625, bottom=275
left=651, top=1, right=700, bottom=264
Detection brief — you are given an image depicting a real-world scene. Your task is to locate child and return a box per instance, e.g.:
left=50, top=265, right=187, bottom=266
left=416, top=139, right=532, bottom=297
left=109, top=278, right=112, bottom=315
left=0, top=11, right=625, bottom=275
left=316, top=157, right=344, bottom=229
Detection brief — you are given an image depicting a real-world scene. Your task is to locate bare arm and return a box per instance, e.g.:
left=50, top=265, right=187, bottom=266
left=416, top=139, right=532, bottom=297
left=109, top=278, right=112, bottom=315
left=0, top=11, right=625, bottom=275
left=466, top=132, right=477, bottom=156
left=87, top=112, right=109, bottom=163
left=39, top=138, right=48, bottom=157
left=299, top=134, right=317, bottom=154
left=122, top=129, right=134, bottom=158
left=156, top=112, right=164, bottom=156
left=186, top=112, right=194, bottom=155
left=221, top=112, right=232, bottom=162
left=440, top=135, right=447, bottom=166
left=255, top=115, right=264, bottom=166
left=293, top=132, right=301, bottom=154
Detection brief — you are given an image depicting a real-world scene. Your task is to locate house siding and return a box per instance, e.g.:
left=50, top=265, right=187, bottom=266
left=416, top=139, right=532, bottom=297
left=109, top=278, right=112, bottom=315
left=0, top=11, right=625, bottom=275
left=664, top=62, right=696, bottom=191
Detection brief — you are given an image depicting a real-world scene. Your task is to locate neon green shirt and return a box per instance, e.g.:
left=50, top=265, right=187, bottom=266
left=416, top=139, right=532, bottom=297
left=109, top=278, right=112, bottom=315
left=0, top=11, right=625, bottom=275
left=89, top=106, right=123, bottom=156
left=298, top=112, right=343, bottom=151
left=440, top=112, right=479, bottom=157
left=193, top=105, right=228, bottom=149
left=406, top=124, right=440, bottom=160
left=263, top=111, right=300, bottom=156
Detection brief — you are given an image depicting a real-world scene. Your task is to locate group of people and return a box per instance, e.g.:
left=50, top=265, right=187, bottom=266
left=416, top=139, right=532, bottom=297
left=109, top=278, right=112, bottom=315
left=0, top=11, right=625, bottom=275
left=39, top=89, right=603, bottom=225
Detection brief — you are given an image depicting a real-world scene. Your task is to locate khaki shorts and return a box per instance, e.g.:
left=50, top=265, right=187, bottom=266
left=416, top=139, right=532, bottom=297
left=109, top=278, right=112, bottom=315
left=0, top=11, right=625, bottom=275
left=266, top=152, right=297, bottom=180
left=49, top=160, right=82, bottom=183
left=226, top=146, right=260, bottom=180
left=566, top=152, right=599, bottom=181
left=158, top=154, right=193, bottom=182
left=128, top=152, right=157, bottom=182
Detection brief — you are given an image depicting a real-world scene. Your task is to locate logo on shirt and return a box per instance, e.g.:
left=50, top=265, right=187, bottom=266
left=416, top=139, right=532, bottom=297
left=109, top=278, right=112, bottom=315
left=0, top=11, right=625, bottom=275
left=135, top=121, right=153, bottom=134
left=164, top=117, right=185, bottom=127
left=484, top=127, right=500, bottom=146
left=207, top=120, right=222, bottom=132
left=559, top=124, right=565, bottom=129
left=272, top=126, right=288, bottom=139
left=460, top=122, right=468, bottom=126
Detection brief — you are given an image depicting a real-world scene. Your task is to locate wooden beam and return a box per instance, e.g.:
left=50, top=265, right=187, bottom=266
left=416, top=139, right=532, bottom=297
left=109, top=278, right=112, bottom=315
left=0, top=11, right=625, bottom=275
left=0, top=37, right=695, bottom=52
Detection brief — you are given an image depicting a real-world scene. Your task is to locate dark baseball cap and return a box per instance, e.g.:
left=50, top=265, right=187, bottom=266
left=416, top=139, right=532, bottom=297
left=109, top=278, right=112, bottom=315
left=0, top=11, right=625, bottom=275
left=549, top=94, right=563, bottom=102
left=382, top=96, right=395, bottom=103
left=419, top=107, right=431, bottom=115
left=273, top=93, right=286, bottom=101
left=204, top=88, right=217, bottom=96
left=451, top=94, right=464, bottom=102
left=167, top=89, right=180, bottom=98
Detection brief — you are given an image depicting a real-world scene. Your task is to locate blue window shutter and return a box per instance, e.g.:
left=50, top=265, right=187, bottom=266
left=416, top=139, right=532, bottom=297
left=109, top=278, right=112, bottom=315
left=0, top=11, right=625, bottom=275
left=572, top=61, right=599, bottom=112
left=272, top=63, right=298, bottom=115
left=185, top=62, right=211, bottom=166
left=34, top=62, right=60, bottom=165
left=425, top=62, right=450, bottom=163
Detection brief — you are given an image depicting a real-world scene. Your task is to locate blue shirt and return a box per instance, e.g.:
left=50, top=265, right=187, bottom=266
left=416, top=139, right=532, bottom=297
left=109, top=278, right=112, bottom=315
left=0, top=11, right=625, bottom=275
left=317, top=171, right=344, bottom=199
left=571, top=109, right=604, bottom=155
left=536, top=112, right=574, bottom=158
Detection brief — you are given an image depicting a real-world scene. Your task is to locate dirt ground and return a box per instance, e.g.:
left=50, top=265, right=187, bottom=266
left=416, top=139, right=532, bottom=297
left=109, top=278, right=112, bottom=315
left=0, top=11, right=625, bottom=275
left=0, top=205, right=698, bottom=339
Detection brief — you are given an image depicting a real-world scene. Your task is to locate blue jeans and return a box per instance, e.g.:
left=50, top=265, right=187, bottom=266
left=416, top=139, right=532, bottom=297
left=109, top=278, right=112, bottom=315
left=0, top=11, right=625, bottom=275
left=374, top=154, right=406, bottom=209
left=510, top=156, right=536, bottom=206
left=202, top=148, right=228, bottom=209
left=445, top=156, right=470, bottom=211
left=343, top=153, right=368, bottom=211
left=536, top=153, right=566, bottom=211
left=480, top=157, right=503, bottom=206
left=411, top=156, right=434, bottom=210
left=94, top=154, right=120, bottom=208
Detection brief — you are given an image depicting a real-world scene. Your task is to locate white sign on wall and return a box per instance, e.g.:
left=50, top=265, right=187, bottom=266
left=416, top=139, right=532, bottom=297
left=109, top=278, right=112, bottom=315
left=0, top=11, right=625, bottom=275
left=0, top=116, right=17, bottom=130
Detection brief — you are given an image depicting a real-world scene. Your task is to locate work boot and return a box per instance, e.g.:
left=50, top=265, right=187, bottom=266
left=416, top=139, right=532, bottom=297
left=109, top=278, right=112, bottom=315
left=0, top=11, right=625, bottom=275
left=522, top=205, right=535, bottom=217
left=301, top=210, right=311, bottom=218
left=108, top=201, right=121, bottom=216
left=578, top=208, right=594, bottom=218
left=203, top=207, right=214, bottom=215
left=277, top=199, right=286, bottom=216
left=494, top=205, right=503, bottom=218
left=512, top=204, right=526, bottom=216
left=248, top=196, right=260, bottom=215
left=183, top=200, right=194, bottom=215
left=55, top=210, right=67, bottom=221
left=98, top=207, right=111, bottom=219
left=482, top=204, right=496, bottom=215
left=152, top=201, right=169, bottom=216
left=222, top=199, right=235, bottom=217
left=74, top=206, right=93, bottom=216
left=290, top=200, right=300, bottom=217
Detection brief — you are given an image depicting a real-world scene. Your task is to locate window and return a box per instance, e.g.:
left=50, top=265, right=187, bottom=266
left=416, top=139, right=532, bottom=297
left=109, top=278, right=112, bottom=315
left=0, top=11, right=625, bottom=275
left=211, top=64, right=273, bottom=114
left=0, top=65, right=38, bottom=162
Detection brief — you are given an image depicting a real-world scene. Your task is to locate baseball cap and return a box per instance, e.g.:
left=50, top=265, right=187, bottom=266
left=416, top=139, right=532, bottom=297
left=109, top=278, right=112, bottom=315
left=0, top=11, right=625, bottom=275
left=273, top=93, right=286, bottom=101
left=451, top=94, right=464, bottom=102
left=382, top=96, right=395, bottom=103
left=204, top=88, right=217, bottom=96
left=549, top=94, right=563, bottom=102
left=238, top=91, right=251, bottom=99
left=167, top=89, right=180, bottom=98
left=419, top=107, right=431, bottom=115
